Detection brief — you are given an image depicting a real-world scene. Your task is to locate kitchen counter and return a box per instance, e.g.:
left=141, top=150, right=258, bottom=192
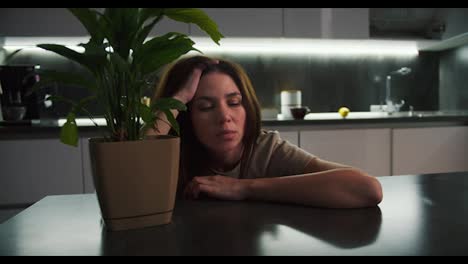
left=1, top=171, right=468, bottom=255
left=2, top=110, right=468, bottom=139
left=264, top=110, right=468, bottom=127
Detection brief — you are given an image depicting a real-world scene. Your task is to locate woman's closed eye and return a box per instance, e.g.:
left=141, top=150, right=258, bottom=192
left=197, top=102, right=214, bottom=111
left=228, top=98, right=242, bottom=107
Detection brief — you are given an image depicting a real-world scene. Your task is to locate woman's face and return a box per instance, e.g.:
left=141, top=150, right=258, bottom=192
left=190, top=72, right=246, bottom=155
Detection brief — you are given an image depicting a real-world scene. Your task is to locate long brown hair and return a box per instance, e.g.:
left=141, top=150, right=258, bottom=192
left=154, top=55, right=261, bottom=192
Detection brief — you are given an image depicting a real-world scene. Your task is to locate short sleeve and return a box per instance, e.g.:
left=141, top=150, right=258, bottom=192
left=244, top=130, right=315, bottom=179
left=266, top=132, right=315, bottom=177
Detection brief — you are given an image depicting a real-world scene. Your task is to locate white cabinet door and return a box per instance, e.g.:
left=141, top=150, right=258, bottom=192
left=190, top=8, right=283, bottom=37
left=392, top=126, right=468, bottom=175
left=0, top=138, right=83, bottom=205
left=300, top=128, right=391, bottom=176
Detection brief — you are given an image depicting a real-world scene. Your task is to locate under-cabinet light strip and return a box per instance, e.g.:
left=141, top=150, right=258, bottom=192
left=2, top=36, right=419, bottom=57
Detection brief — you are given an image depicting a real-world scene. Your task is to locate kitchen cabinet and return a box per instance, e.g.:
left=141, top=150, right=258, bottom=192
left=192, top=8, right=369, bottom=39
left=81, top=137, right=95, bottom=194
left=392, top=126, right=468, bottom=175
left=283, top=8, right=322, bottom=38
left=0, top=8, right=87, bottom=37
left=190, top=8, right=283, bottom=37
left=0, top=8, right=189, bottom=37
left=283, top=8, right=369, bottom=39
left=0, top=8, right=369, bottom=39
left=0, top=138, right=83, bottom=205
left=299, top=128, right=391, bottom=176
left=327, top=8, right=369, bottom=39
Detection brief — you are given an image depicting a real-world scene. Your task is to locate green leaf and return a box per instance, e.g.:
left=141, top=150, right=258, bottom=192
left=37, top=44, right=99, bottom=75
left=139, top=103, right=153, bottom=124
left=68, top=8, right=105, bottom=44
left=103, top=8, right=140, bottom=59
left=134, top=10, right=164, bottom=50
left=35, top=8, right=222, bottom=144
left=163, top=109, right=180, bottom=136
left=135, top=33, right=198, bottom=76
left=139, top=8, right=164, bottom=25
left=164, top=8, right=224, bottom=45
left=60, top=113, right=79, bottom=147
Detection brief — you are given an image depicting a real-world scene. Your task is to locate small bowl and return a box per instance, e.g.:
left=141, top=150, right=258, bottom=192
left=3, top=106, right=27, bottom=121
left=290, top=106, right=310, bottom=120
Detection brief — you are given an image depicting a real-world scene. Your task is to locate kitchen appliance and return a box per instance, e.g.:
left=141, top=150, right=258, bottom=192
left=280, top=90, right=302, bottom=119
left=0, top=65, right=41, bottom=121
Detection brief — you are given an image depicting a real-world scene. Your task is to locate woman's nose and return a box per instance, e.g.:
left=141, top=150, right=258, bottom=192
left=217, top=104, right=232, bottom=123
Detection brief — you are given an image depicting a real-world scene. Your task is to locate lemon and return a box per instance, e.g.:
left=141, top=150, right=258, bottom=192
left=338, top=107, right=350, bottom=118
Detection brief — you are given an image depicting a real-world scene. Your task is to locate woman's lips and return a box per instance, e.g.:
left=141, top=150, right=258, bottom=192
left=217, top=130, right=237, bottom=140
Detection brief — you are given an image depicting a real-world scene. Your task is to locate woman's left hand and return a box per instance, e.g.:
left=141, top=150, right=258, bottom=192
left=189, top=175, right=251, bottom=201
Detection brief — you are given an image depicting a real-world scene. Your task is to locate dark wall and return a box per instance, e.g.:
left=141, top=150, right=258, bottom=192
left=6, top=48, right=440, bottom=117
left=212, top=52, right=439, bottom=112
left=439, top=44, right=468, bottom=110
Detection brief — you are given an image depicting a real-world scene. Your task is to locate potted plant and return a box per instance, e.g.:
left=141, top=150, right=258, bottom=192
left=35, top=8, right=223, bottom=231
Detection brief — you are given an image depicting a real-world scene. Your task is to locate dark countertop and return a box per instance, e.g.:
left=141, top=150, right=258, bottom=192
left=263, top=110, right=468, bottom=127
left=1, top=171, right=468, bottom=256
left=2, top=110, right=468, bottom=139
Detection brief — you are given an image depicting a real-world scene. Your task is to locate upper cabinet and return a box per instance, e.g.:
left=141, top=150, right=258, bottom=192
left=0, top=8, right=189, bottom=37
left=190, top=8, right=283, bottom=37
left=283, top=8, right=322, bottom=38
left=369, top=8, right=443, bottom=40
left=324, top=8, right=369, bottom=39
left=367, top=8, right=468, bottom=41
left=4, top=8, right=468, bottom=48
left=369, top=8, right=468, bottom=51
left=191, top=8, right=369, bottom=39
left=0, top=8, right=87, bottom=36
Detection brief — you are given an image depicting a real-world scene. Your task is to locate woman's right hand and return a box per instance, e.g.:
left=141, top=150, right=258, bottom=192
left=173, top=60, right=218, bottom=104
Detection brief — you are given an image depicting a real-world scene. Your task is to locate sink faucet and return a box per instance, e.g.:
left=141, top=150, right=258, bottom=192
left=385, top=67, right=411, bottom=114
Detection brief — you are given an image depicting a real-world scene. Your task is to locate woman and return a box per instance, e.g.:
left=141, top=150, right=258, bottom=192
left=147, top=55, right=383, bottom=208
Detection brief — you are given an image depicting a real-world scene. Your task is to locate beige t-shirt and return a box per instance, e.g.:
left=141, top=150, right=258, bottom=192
left=209, top=130, right=315, bottom=179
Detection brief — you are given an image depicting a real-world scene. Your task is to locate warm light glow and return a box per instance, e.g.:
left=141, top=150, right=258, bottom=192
left=2, top=36, right=420, bottom=58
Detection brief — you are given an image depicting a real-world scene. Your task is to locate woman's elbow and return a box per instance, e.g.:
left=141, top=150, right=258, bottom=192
left=365, top=177, right=383, bottom=207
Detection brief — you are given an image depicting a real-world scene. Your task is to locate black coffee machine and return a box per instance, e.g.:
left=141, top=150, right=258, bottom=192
left=0, top=65, right=41, bottom=121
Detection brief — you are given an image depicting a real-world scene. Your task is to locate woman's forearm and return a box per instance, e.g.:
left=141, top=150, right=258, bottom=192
left=244, top=168, right=383, bottom=208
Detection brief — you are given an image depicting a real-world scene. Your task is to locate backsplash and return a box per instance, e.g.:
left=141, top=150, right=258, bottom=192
left=219, top=52, right=439, bottom=112
left=439, top=44, right=468, bottom=110
left=3, top=47, right=442, bottom=117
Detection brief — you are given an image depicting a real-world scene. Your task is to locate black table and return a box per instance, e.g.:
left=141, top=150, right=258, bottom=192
left=1, top=172, right=468, bottom=255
